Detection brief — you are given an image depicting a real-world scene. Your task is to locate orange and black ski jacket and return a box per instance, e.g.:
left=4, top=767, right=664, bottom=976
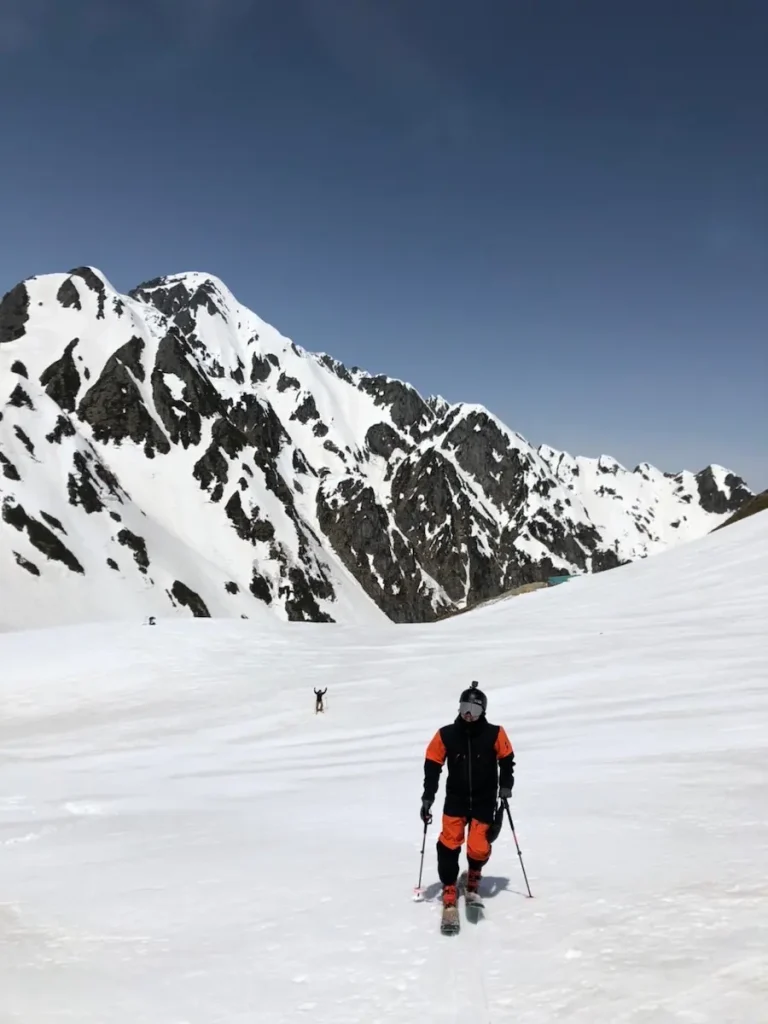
left=423, top=716, right=514, bottom=821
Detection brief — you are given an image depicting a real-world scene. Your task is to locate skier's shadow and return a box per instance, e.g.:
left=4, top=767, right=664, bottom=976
left=421, top=875, right=522, bottom=902
left=478, top=874, right=514, bottom=898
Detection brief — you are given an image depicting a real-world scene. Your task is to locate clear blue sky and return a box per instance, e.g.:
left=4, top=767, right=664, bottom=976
left=1, top=0, right=766, bottom=487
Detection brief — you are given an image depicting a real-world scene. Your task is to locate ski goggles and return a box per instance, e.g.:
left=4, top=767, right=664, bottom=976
left=459, top=701, right=483, bottom=720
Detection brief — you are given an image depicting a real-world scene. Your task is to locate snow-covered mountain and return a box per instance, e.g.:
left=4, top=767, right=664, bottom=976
left=0, top=266, right=752, bottom=628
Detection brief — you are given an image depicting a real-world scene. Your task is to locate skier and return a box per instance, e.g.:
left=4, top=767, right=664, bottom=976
left=314, top=687, right=327, bottom=713
left=420, top=681, right=514, bottom=916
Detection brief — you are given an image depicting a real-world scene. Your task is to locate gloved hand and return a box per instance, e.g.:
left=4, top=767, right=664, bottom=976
left=499, top=785, right=513, bottom=800
left=420, top=796, right=434, bottom=824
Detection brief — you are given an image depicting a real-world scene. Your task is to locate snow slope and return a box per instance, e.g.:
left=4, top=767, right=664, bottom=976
left=1, top=512, right=766, bottom=1022
left=0, top=267, right=752, bottom=628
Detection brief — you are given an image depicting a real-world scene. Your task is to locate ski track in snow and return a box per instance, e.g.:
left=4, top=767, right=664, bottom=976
left=0, top=515, right=767, bottom=1022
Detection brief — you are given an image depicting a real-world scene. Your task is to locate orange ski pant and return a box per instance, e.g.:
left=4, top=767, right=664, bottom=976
left=439, top=814, right=491, bottom=859
left=437, top=814, right=491, bottom=886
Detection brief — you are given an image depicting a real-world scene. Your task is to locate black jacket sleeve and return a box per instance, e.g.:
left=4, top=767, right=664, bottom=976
left=498, top=750, right=515, bottom=789
left=422, top=728, right=446, bottom=801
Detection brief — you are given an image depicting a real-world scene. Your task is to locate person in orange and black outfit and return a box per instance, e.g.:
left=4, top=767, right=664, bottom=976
left=420, top=681, right=514, bottom=908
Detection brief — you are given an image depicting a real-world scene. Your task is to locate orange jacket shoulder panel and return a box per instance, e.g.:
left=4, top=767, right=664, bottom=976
left=495, top=725, right=514, bottom=758
left=425, top=729, right=447, bottom=765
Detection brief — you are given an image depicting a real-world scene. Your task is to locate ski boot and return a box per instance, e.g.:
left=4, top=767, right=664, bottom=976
left=440, top=883, right=459, bottom=935
left=463, top=868, right=485, bottom=919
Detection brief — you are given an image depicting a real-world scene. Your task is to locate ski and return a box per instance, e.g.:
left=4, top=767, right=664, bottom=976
left=440, top=904, right=460, bottom=936
left=458, top=871, right=485, bottom=922
left=464, top=890, right=485, bottom=922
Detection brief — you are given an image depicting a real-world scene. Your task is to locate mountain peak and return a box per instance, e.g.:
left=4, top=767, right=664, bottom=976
left=0, top=266, right=753, bottom=630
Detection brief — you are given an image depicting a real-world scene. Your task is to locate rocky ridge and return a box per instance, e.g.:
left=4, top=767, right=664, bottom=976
left=0, top=267, right=752, bottom=628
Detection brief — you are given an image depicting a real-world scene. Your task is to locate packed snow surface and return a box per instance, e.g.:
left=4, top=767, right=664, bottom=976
left=1, top=514, right=767, bottom=1022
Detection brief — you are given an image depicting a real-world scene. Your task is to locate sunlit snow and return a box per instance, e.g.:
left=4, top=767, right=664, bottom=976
left=1, top=513, right=766, bottom=1022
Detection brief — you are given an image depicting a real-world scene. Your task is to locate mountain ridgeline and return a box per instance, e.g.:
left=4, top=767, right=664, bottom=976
left=0, top=267, right=752, bottom=628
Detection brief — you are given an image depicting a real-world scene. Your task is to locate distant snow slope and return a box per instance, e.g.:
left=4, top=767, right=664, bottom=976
left=1, top=513, right=766, bottom=1022
left=0, top=267, right=752, bottom=628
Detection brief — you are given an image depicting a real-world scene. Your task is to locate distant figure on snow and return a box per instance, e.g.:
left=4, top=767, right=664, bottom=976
left=314, top=687, right=327, bottom=713
left=146, top=616, right=156, bottom=626
left=420, top=681, right=514, bottom=911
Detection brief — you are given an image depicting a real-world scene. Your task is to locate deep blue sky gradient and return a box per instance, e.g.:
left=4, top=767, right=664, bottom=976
left=1, top=0, right=766, bottom=485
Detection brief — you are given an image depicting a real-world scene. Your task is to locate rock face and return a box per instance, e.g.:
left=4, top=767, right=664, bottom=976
left=0, top=267, right=753, bottom=629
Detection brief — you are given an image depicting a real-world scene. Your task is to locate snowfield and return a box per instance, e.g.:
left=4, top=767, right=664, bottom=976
left=1, top=514, right=767, bottom=1023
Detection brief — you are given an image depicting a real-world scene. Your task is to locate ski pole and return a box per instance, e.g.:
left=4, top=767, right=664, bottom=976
left=412, top=814, right=430, bottom=901
left=503, top=798, right=533, bottom=898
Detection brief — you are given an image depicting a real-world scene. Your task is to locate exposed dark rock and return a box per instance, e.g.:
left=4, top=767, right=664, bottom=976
left=249, top=569, right=273, bottom=604
left=11, top=360, right=28, bottom=378
left=46, top=414, right=77, bottom=444
left=69, top=267, right=106, bottom=318
left=695, top=466, right=751, bottom=516
left=91, top=456, right=123, bottom=499
left=130, top=277, right=222, bottom=324
left=107, top=557, right=119, bottom=571
left=117, top=528, right=149, bottom=574
left=40, top=511, right=65, bottom=533
left=322, top=439, right=345, bottom=459
left=366, top=422, right=407, bottom=459
left=68, top=451, right=106, bottom=513
left=13, top=551, right=40, bottom=576
left=317, top=478, right=443, bottom=622
left=2, top=499, right=84, bottom=574
left=13, top=426, right=35, bottom=456
left=597, top=457, right=619, bottom=475
left=251, top=353, right=272, bottom=383
left=0, top=282, right=30, bottom=344
left=357, top=375, right=432, bottom=433
left=192, top=416, right=247, bottom=501
left=225, top=581, right=239, bottom=594
left=292, top=449, right=314, bottom=476
left=253, top=451, right=296, bottom=511
left=277, top=372, right=300, bottom=393
left=591, top=548, right=622, bottom=573
left=8, top=384, right=34, bottom=410
left=39, top=339, right=81, bottom=412
left=170, top=580, right=210, bottom=617
left=317, top=353, right=354, bottom=384
left=391, top=449, right=499, bottom=604
left=113, top=335, right=146, bottom=381
left=79, top=343, right=170, bottom=456
left=312, top=421, right=329, bottom=438
left=229, top=394, right=287, bottom=458
left=151, top=330, right=221, bottom=448
left=0, top=452, right=21, bottom=481
left=224, top=491, right=275, bottom=543
left=57, top=278, right=82, bottom=310
left=443, top=411, right=531, bottom=509
left=282, top=566, right=334, bottom=622
left=291, top=394, right=320, bottom=423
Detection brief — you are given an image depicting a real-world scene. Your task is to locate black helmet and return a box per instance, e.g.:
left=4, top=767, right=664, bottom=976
left=458, top=680, right=487, bottom=720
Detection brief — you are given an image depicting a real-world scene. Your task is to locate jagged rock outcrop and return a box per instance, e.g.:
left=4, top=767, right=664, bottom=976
left=0, top=266, right=753, bottom=629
